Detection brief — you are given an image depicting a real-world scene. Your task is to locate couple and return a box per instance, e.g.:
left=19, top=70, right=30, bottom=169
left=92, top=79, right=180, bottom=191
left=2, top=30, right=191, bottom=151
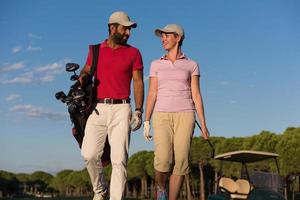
left=79, top=11, right=210, bottom=200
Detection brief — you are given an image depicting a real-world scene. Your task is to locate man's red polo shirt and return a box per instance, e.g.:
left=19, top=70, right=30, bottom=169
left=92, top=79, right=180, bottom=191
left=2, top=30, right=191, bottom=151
left=85, top=40, right=143, bottom=99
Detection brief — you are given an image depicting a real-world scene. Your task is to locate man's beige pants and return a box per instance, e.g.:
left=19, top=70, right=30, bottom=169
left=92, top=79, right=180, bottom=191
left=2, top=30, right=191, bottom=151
left=81, top=103, right=131, bottom=200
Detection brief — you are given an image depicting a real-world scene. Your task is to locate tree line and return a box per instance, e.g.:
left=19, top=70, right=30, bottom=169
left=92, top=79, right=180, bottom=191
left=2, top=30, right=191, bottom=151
left=0, top=127, right=299, bottom=199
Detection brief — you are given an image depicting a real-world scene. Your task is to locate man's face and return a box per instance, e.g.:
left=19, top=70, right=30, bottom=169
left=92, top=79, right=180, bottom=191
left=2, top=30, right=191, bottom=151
left=111, top=25, right=131, bottom=45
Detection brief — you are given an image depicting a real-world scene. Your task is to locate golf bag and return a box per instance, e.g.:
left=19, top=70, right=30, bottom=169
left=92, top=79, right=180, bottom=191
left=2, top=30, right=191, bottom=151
left=55, top=44, right=110, bottom=166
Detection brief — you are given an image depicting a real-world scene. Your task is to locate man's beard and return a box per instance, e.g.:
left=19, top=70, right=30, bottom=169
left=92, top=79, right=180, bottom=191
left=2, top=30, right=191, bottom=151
left=112, top=32, right=128, bottom=45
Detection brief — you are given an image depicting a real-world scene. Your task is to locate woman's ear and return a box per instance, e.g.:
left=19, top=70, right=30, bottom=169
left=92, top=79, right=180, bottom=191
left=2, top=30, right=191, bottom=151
left=176, top=35, right=182, bottom=43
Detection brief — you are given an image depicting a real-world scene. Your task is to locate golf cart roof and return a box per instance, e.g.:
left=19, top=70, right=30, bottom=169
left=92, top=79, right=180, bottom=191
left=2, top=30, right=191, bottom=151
left=214, top=150, right=279, bottom=163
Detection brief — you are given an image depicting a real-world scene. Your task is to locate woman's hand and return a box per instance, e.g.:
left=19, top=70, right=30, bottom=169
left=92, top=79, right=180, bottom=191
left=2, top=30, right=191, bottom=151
left=201, top=125, right=210, bottom=140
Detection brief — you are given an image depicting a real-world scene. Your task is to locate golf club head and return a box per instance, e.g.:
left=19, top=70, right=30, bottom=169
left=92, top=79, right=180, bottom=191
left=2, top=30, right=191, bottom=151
left=66, top=63, right=80, bottom=72
left=55, top=91, right=67, bottom=102
left=72, top=90, right=85, bottom=100
left=70, top=74, right=79, bottom=81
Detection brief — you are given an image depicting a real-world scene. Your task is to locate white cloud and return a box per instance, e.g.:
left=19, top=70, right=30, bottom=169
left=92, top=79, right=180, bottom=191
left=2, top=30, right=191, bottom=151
left=27, top=45, right=41, bottom=52
left=1, top=59, right=71, bottom=84
left=2, top=72, right=55, bottom=84
left=220, top=81, right=229, bottom=85
left=11, top=104, right=68, bottom=120
left=12, top=46, right=22, bottom=53
left=2, top=72, right=33, bottom=84
left=39, top=74, right=54, bottom=82
left=34, top=59, right=72, bottom=82
left=5, top=94, right=22, bottom=102
left=35, top=59, right=71, bottom=74
left=28, top=33, right=42, bottom=40
left=0, top=62, right=24, bottom=73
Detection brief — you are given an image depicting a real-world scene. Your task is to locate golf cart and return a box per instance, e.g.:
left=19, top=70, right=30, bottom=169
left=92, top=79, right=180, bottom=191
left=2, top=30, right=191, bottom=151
left=207, top=150, right=285, bottom=200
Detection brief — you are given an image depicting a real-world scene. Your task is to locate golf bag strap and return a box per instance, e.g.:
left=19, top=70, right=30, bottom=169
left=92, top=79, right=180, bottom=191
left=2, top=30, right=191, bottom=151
left=90, top=43, right=101, bottom=76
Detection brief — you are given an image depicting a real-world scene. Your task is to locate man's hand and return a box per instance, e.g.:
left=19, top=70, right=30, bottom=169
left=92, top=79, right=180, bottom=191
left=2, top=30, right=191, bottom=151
left=78, top=72, right=89, bottom=85
left=79, top=64, right=91, bottom=85
left=78, top=76, right=84, bottom=85
left=131, top=110, right=142, bottom=131
left=143, top=121, right=152, bottom=141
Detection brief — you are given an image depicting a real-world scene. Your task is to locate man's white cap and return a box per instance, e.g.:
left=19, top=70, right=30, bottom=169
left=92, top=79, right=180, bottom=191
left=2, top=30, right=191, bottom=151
left=108, top=11, right=137, bottom=28
left=155, top=24, right=184, bottom=38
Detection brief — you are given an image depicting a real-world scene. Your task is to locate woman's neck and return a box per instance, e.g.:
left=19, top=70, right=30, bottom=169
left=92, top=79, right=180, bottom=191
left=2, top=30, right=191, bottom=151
left=166, top=47, right=182, bottom=63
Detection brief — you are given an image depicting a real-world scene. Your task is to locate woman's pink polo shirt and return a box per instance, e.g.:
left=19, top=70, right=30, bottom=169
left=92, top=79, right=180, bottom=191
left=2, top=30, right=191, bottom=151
left=149, top=55, right=200, bottom=112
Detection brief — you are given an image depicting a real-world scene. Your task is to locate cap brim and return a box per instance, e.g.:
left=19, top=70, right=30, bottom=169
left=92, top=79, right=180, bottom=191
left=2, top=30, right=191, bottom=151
left=154, top=28, right=175, bottom=37
left=120, top=21, right=137, bottom=28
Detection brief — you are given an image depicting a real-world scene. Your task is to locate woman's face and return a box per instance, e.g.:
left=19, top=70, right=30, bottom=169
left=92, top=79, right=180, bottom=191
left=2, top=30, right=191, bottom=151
left=161, top=33, right=180, bottom=51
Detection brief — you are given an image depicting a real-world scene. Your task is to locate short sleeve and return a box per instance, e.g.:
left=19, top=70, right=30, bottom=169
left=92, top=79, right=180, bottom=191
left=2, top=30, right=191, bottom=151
left=132, top=49, right=143, bottom=71
left=192, top=62, right=200, bottom=76
left=149, top=61, right=157, bottom=77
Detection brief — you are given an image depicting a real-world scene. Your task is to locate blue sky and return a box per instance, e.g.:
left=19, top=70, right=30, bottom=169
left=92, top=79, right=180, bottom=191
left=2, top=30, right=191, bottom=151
left=0, top=0, right=299, bottom=174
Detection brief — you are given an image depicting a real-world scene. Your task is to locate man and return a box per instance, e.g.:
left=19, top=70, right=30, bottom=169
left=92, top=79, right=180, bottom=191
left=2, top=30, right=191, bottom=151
left=79, top=11, right=144, bottom=200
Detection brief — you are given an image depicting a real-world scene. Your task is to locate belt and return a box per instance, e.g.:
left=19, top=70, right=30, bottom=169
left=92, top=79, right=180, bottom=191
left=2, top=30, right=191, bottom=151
left=97, top=98, right=130, bottom=104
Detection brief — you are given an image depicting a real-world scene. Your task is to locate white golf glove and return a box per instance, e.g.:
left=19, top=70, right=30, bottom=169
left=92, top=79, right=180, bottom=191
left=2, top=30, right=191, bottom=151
left=130, top=110, right=142, bottom=132
left=143, top=121, right=152, bottom=141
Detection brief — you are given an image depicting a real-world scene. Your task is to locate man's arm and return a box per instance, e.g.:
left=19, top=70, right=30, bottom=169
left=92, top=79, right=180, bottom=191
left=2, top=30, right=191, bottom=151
left=132, top=70, right=144, bottom=110
left=78, top=64, right=92, bottom=84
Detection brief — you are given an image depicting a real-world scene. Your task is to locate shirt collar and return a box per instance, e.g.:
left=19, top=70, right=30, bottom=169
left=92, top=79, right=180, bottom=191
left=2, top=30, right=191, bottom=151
left=160, top=53, right=187, bottom=60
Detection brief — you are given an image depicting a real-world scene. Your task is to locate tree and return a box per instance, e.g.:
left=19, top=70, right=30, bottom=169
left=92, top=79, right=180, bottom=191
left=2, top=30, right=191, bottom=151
left=0, top=170, right=19, bottom=197
left=276, top=127, right=300, bottom=176
left=30, top=171, right=53, bottom=194
left=190, top=137, right=218, bottom=199
left=16, top=173, right=31, bottom=195
left=49, top=169, right=74, bottom=196
left=67, top=169, right=91, bottom=196
left=127, top=151, right=153, bottom=198
left=243, top=130, right=279, bottom=152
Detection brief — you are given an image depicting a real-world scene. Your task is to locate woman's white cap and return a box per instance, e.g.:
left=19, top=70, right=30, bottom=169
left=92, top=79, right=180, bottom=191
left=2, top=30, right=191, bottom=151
left=155, top=24, right=184, bottom=38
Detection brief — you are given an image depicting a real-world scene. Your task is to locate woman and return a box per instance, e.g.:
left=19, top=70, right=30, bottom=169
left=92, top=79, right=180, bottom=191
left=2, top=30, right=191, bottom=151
left=143, top=24, right=209, bottom=200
